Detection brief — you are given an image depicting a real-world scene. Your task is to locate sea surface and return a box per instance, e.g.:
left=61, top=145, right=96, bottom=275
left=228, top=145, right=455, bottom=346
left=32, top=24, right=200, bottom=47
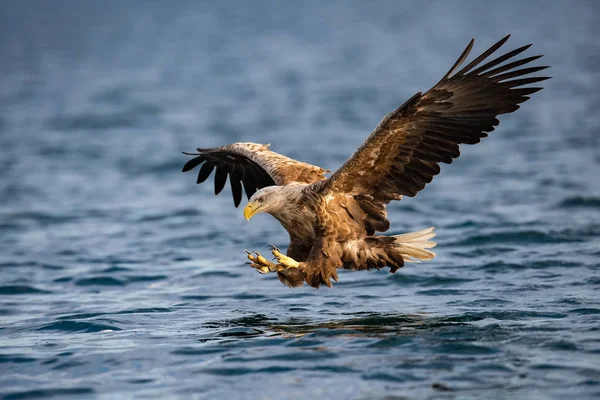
left=1, top=1, right=599, bottom=399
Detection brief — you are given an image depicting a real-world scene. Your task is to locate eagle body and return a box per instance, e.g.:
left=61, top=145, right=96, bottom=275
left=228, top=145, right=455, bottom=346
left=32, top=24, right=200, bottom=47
left=260, top=184, right=316, bottom=247
left=183, top=35, right=549, bottom=288
left=239, top=183, right=432, bottom=288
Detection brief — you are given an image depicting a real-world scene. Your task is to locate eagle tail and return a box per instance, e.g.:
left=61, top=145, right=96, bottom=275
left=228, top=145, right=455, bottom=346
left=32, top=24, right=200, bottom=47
left=392, top=227, right=437, bottom=262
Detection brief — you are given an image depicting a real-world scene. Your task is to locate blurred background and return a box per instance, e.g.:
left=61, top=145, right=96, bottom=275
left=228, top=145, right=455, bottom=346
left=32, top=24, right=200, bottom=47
left=1, top=1, right=599, bottom=399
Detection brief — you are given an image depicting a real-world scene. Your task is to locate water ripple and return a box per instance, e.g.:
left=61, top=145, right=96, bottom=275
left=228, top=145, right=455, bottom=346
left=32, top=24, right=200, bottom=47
left=0, top=286, right=51, bottom=295
left=448, top=230, right=584, bottom=246
left=2, top=388, right=95, bottom=400
left=557, top=196, right=600, bottom=209
left=38, top=321, right=122, bottom=333
left=74, top=277, right=125, bottom=287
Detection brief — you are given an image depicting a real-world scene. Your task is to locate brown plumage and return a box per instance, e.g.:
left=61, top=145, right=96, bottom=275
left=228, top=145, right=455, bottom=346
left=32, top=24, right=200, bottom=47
left=182, top=35, right=549, bottom=288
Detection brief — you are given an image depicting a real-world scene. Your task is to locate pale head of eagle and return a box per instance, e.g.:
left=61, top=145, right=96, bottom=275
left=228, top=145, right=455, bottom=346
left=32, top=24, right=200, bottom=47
left=243, top=186, right=302, bottom=220
left=243, top=184, right=316, bottom=245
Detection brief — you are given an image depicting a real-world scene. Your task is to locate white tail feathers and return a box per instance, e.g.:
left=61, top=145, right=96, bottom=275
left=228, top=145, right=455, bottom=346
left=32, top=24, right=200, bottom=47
left=393, top=227, right=437, bottom=262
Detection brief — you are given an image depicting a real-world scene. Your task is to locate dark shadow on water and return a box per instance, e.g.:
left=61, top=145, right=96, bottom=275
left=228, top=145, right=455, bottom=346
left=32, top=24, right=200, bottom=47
left=270, top=312, right=479, bottom=337
left=202, top=312, right=474, bottom=339
left=201, top=308, right=568, bottom=342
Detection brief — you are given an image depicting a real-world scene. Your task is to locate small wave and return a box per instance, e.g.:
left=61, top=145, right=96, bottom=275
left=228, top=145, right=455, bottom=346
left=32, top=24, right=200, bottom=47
left=448, top=230, right=583, bottom=247
left=569, top=308, right=600, bottom=315
left=193, top=270, right=240, bottom=278
left=51, top=360, right=88, bottom=371
left=74, top=277, right=125, bottom=286
left=530, top=363, right=571, bottom=371
left=416, top=289, right=470, bottom=296
left=368, top=336, right=415, bottom=349
left=38, top=321, right=122, bottom=333
left=310, top=365, right=357, bottom=373
left=2, top=387, right=94, bottom=400
left=252, top=350, right=337, bottom=362
left=199, top=366, right=295, bottom=376
left=0, top=262, right=66, bottom=271
left=57, top=312, right=105, bottom=320
left=230, top=293, right=268, bottom=300
left=100, top=266, right=132, bottom=273
left=53, top=276, right=73, bottom=283
left=127, top=378, right=155, bottom=385
left=390, top=274, right=476, bottom=286
left=40, top=263, right=65, bottom=271
left=557, top=196, right=600, bottom=209
left=0, top=285, right=51, bottom=295
left=461, top=299, right=513, bottom=307
left=441, top=310, right=566, bottom=323
left=171, top=347, right=225, bottom=356
left=124, top=275, right=168, bottom=283
left=336, top=278, right=390, bottom=289
left=217, top=327, right=264, bottom=338
left=444, top=219, right=481, bottom=229
left=0, top=354, right=37, bottom=364
left=475, top=260, right=581, bottom=273
left=554, top=297, right=582, bottom=305
left=179, top=295, right=212, bottom=301
left=362, top=372, right=412, bottom=383
left=0, top=210, right=77, bottom=226
left=136, top=208, right=202, bottom=223
left=451, top=246, right=517, bottom=258
left=526, top=260, right=582, bottom=269
left=115, top=307, right=173, bottom=315
left=586, top=277, right=600, bottom=285
left=543, top=339, right=579, bottom=351
left=0, top=261, right=51, bottom=270
left=434, top=342, right=500, bottom=355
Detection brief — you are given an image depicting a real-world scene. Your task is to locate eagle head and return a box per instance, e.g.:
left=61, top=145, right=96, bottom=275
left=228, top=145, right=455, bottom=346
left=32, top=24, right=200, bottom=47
left=243, top=186, right=281, bottom=221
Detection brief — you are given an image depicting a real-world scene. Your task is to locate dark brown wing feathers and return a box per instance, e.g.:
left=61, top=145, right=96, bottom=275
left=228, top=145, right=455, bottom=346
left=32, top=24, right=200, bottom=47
left=182, top=142, right=327, bottom=207
left=321, top=35, right=549, bottom=203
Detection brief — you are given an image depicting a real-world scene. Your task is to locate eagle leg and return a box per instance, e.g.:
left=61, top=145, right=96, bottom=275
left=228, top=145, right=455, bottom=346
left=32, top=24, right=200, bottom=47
left=269, top=246, right=300, bottom=269
left=244, top=249, right=281, bottom=274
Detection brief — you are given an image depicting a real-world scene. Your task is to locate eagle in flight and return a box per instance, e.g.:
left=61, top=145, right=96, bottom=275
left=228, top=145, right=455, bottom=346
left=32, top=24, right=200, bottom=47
left=182, top=35, right=549, bottom=288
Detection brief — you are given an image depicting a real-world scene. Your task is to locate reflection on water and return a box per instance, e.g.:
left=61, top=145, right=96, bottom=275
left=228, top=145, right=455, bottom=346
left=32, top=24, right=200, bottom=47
left=271, top=314, right=442, bottom=340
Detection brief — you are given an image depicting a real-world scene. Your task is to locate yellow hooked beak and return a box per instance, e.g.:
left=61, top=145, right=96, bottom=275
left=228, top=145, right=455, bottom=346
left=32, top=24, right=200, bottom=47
left=243, top=201, right=259, bottom=221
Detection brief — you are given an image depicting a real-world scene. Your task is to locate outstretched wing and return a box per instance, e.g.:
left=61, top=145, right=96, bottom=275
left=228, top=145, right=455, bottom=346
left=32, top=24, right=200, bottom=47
left=319, top=35, right=549, bottom=204
left=182, top=142, right=328, bottom=207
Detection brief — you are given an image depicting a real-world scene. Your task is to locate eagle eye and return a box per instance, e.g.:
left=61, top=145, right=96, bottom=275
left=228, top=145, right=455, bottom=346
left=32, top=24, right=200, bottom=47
left=257, top=196, right=265, bottom=203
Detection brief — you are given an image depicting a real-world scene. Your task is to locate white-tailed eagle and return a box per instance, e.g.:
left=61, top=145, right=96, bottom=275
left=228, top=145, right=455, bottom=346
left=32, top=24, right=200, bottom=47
left=182, top=35, right=549, bottom=288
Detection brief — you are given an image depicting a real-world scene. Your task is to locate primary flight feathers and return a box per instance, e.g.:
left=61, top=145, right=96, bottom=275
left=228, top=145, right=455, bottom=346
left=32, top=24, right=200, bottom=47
left=183, top=143, right=328, bottom=207
left=183, top=35, right=548, bottom=205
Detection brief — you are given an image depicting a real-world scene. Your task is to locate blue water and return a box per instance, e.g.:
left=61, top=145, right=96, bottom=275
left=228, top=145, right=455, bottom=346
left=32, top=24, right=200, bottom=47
left=1, top=1, right=599, bottom=399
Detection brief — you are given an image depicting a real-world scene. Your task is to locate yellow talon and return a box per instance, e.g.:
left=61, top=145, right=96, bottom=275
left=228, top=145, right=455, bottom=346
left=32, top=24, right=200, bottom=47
left=250, top=263, right=270, bottom=274
left=254, top=252, right=270, bottom=265
left=245, top=249, right=281, bottom=274
left=270, top=247, right=300, bottom=269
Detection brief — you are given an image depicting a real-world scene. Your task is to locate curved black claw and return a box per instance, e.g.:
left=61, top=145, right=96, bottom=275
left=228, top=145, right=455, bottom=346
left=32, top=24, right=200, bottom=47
left=268, top=244, right=280, bottom=252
